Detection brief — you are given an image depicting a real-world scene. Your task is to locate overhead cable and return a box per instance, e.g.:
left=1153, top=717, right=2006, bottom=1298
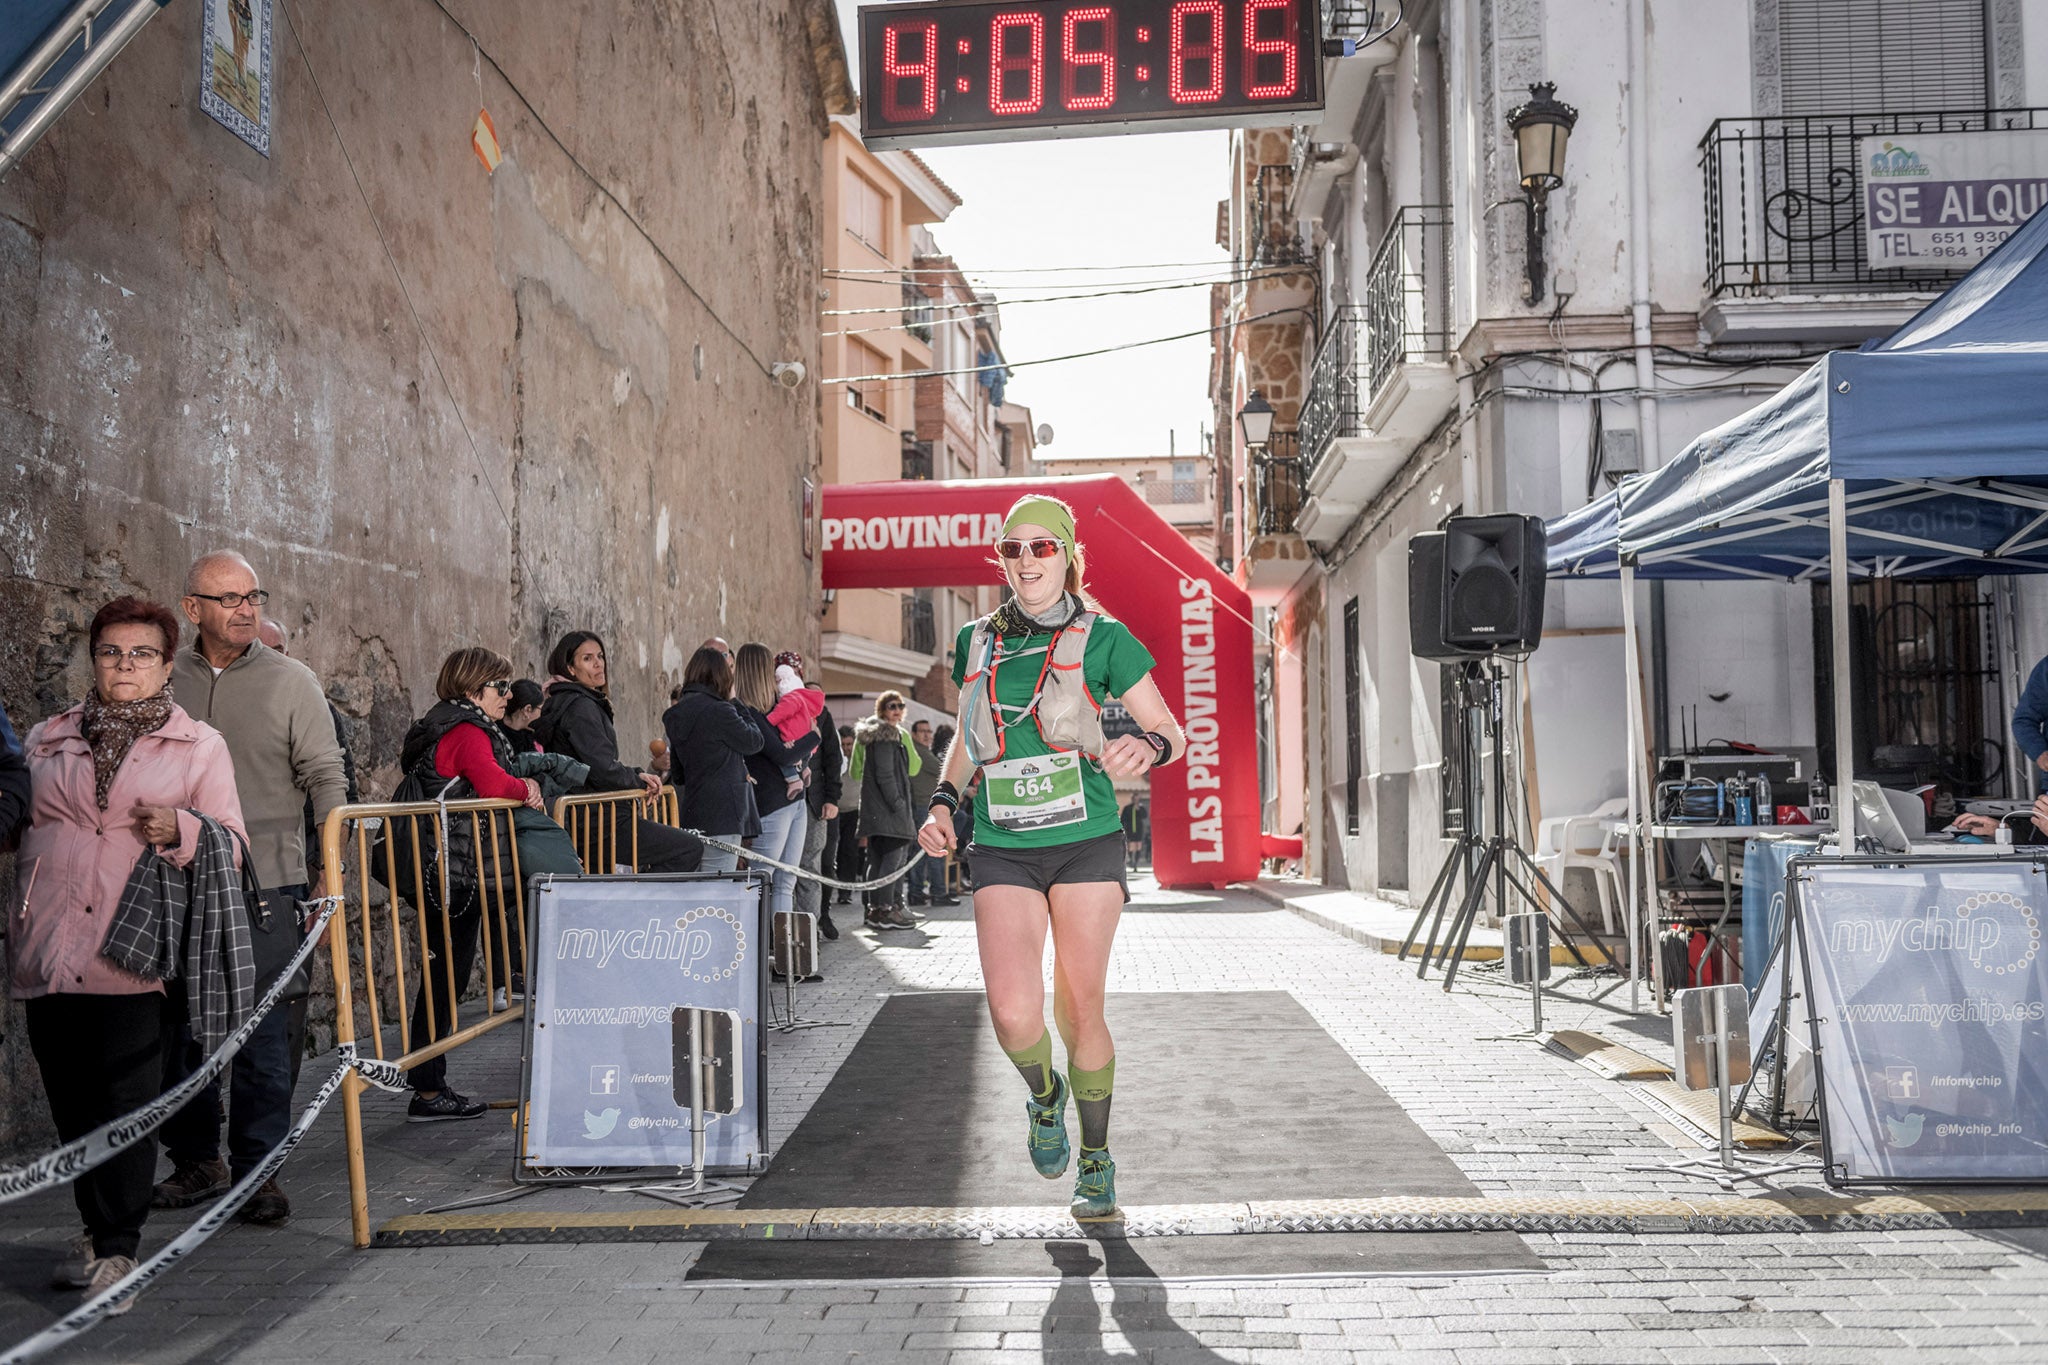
left=823, top=306, right=1311, bottom=385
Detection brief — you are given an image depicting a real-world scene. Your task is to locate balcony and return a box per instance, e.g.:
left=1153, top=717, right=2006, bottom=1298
left=1255, top=441, right=1302, bottom=536
left=1296, top=207, right=1456, bottom=545
left=901, top=593, right=937, bottom=656
left=902, top=277, right=934, bottom=344
left=901, top=438, right=934, bottom=481
left=1241, top=432, right=1312, bottom=599
left=1699, top=107, right=2048, bottom=343
left=1251, top=164, right=1309, bottom=267
left=1286, top=4, right=1398, bottom=179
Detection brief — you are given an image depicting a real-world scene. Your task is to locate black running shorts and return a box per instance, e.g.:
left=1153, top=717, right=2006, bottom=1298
left=968, top=830, right=1130, bottom=904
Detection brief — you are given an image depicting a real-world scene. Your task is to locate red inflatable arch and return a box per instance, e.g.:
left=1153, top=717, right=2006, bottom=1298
left=821, top=475, right=1258, bottom=889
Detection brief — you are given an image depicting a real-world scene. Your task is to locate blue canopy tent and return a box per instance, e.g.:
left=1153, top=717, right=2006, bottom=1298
left=1542, top=203, right=2048, bottom=1007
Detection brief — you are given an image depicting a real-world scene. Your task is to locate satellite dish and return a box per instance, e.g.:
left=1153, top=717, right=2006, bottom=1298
left=1035, top=423, right=1054, bottom=446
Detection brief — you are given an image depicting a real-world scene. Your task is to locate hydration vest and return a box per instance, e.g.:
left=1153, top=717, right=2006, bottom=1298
left=959, top=610, right=1107, bottom=765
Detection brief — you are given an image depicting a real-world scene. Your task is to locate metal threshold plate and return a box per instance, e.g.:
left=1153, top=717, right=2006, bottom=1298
left=372, top=1190, right=2048, bottom=1247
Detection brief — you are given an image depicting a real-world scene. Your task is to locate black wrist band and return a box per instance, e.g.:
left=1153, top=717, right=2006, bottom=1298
left=1142, top=731, right=1175, bottom=767
left=930, top=780, right=961, bottom=813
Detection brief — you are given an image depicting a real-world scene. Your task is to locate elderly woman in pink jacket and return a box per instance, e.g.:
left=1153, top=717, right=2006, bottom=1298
left=15, top=596, right=245, bottom=1308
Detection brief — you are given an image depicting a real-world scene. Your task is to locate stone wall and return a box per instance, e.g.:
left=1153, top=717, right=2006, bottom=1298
left=0, top=0, right=845, bottom=1152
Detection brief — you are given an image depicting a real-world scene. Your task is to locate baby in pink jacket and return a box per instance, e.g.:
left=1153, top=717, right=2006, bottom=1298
left=768, top=651, right=825, bottom=799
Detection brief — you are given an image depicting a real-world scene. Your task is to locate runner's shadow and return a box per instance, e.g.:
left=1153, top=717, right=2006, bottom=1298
left=1041, top=1239, right=1233, bottom=1361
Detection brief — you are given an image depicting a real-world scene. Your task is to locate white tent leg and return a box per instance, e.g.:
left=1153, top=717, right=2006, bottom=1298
left=1829, top=480, right=1857, bottom=857
left=1621, top=562, right=1646, bottom=1012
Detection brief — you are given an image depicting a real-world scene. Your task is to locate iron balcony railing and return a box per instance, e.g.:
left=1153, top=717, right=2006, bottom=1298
left=902, top=276, right=934, bottom=343
left=1142, top=478, right=1203, bottom=506
left=901, top=438, right=934, bottom=481
left=1323, top=1, right=1388, bottom=41
left=1298, top=206, right=1452, bottom=485
left=1251, top=163, right=1309, bottom=266
left=1701, top=107, right=2048, bottom=296
left=1254, top=431, right=1302, bottom=537
left=901, top=593, right=937, bottom=655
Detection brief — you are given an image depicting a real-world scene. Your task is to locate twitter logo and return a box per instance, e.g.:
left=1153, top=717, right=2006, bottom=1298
left=1884, top=1112, right=1924, bottom=1148
left=582, top=1108, right=620, bottom=1140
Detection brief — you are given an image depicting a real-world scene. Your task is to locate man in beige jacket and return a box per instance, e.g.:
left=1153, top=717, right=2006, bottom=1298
left=158, top=551, right=347, bottom=1226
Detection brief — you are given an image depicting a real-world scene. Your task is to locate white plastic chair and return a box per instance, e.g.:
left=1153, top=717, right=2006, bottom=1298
left=1534, top=798, right=1629, bottom=935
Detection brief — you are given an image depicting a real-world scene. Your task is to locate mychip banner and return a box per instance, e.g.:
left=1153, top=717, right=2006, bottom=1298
left=521, top=875, right=767, bottom=1175
left=1793, top=853, right=2048, bottom=1184
left=1861, top=128, right=2048, bottom=270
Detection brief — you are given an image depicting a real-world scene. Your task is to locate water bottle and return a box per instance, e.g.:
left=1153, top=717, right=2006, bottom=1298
left=1754, top=774, right=1773, bottom=826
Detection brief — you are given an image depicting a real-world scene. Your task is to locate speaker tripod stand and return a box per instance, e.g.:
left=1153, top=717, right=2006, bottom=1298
left=1400, top=657, right=1613, bottom=992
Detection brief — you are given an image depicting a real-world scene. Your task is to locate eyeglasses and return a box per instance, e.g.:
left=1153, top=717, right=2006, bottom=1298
left=188, top=589, right=271, bottom=609
left=92, top=645, right=166, bottom=668
left=996, top=538, right=1064, bottom=560
left=485, top=679, right=513, bottom=696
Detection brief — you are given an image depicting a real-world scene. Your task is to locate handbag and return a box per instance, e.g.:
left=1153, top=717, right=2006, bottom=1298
left=231, top=826, right=315, bottom=1001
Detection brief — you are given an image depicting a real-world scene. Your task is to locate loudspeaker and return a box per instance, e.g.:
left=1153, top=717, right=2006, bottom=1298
left=1407, top=532, right=1483, bottom=661
left=1440, top=514, right=1546, bottom=651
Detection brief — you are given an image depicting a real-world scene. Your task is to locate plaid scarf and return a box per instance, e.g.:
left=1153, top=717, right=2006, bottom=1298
left=79, top=684, right=176, bottom=810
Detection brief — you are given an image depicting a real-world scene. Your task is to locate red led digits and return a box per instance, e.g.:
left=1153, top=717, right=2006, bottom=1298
left=1061, top=7, right=1116, bottom=112
left=1243, top=0, right=1298, bottom=98
left=881, top=20, right=939, bottom=122
left=1169, top=1, right=1225, bottom=104
left=989, top=11, right=1046, bottom=115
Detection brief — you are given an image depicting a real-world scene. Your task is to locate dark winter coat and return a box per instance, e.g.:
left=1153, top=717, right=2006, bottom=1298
left=806, top=703, right=842, bottom=818
left=0, top=701, right=29, bottom=847
left=853, top=714, right=918, bottom=840
left=662, top=684, right=764, bottom=835
left=737, top=701, right=820, bottom=820
left=394, top=700, right=582, bottom=891
left=534, top=680, right=644, bottom=794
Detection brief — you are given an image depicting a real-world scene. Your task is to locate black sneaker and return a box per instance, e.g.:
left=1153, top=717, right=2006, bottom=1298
left=907, top=894, right=930, bottom=907
left=408, top=1088, right=487, bottom=1122
left=819, top=912, right=840, bottom=941
left=933, top=895, right=962, bottom=907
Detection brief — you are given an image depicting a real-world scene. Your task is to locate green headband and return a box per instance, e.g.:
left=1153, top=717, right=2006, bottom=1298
left=1002, top=497, right=1076, bottom=555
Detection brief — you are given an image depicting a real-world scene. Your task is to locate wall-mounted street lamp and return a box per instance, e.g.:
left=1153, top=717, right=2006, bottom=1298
left=1237, top=390, right=1276, bottom=450
left=1505, top=82, right=1578, bottom=306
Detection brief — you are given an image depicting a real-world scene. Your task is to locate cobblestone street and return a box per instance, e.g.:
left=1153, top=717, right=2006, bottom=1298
left=5, top=878, right=2048, bottom=1362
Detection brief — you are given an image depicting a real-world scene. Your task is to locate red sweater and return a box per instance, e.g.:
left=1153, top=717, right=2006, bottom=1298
left=434, top=724, right=527, bottom=801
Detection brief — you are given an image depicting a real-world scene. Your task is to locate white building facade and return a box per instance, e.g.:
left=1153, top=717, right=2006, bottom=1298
left=1214, top=0, right=2048, bottom=898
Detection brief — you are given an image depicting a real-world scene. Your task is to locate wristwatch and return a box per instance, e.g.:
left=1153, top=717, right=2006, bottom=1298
left=1141, top=731, right=1172, bottom=766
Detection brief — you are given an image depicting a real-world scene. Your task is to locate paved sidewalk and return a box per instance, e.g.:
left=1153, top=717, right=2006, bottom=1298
left=2, top=878, right=2047, bottom=1362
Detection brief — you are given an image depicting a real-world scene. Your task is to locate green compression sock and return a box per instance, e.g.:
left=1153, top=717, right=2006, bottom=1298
left=1069, top=1057, right=1115, bottom=1151
left=1004, top=1030, right=1057, bottom=1102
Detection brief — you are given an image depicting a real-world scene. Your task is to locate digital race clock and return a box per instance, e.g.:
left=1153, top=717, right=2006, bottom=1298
left=857, top=0, right=1325, bottom=149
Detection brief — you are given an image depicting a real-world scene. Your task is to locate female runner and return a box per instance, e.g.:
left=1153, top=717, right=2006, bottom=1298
left=917, top=495, right=1185, bottom=1219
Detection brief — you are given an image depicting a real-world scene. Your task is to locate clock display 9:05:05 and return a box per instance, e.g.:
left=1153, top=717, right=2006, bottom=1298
left=857, top=0, right=1325, bottom=149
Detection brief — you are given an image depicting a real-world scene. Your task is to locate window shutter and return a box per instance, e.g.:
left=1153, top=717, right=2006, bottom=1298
left=1777, top=0, right=1988, bottom=115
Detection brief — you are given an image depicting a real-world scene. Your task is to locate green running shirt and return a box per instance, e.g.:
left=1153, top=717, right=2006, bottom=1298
left=951, top=612, right=1157, bottom=850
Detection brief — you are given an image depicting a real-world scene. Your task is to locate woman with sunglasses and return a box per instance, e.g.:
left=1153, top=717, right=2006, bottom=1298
left=395, top=646, right=582, bottom=1122
left=917, top=495, right=1185, bottom=1220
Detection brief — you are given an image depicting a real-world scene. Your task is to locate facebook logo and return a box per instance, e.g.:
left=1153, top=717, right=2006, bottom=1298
left=590, top=1065, right=621, bottom=1096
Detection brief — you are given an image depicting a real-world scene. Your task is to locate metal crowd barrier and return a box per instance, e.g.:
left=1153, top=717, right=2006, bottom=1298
left=319, top=796, right=531, bottom=1248
left=552, top=787, right=663, bottom=874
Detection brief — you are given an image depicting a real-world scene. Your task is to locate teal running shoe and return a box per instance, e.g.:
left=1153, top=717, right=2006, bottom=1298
left=1071, top=1148, right=1119, bottom=1219
left=1026, top=1073, right=1071, bottom=1179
